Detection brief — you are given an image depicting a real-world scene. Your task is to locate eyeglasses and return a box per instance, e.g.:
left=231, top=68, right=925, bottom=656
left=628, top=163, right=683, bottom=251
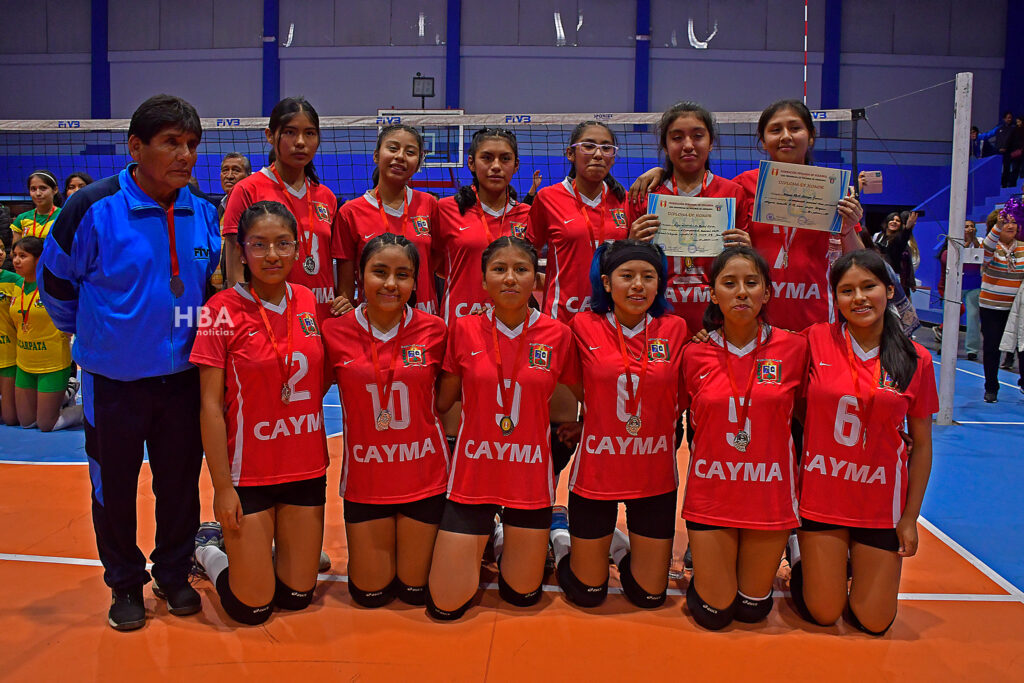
left=245, top=240, right=297, bottom=257
left=570, top=142, right=619, bottom=157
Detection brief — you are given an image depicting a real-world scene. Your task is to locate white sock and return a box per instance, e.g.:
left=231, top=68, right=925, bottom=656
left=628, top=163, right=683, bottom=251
left=550, top=528, right=571, bottom=565
left=492, top=521, right=504, bottom=563
left=196, top=545, right=229, bottom=584
left=787, top=533, right=801, bottom=567
left=21, top=422, right=37, bottom=429
left=52, top=405, right=83, bottom=431
left=610, top=527, right=630, bottom=566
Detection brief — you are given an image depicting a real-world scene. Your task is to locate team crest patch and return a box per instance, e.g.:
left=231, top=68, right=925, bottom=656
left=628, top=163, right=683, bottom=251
left=510, top=221, right=527, bottom=239
left=647, top=339, right=670, bottom=362
left=528, top=344, right=552, bottom=370
left=313, top=202, right=331, bottom=222
left=879, top=371, right=899, bottom=393
left=757, top=359, right=782, bottom=384
left=611, top=208, right=626, bottom=228
left=402, top=344, right=426, bottom=367
left=412, top=216, right=431, bottom=236
left=297, top=312, right=319, bottom=337
left=33, top=299, right=45, bottom=309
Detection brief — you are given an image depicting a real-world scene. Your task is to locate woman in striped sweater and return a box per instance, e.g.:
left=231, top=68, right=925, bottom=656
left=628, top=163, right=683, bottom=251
left=980, top=197, right=1024, bottom=402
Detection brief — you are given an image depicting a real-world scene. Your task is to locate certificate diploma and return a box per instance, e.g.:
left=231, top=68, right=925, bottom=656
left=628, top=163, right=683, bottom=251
left=752, top=160, right=852, bottom=233
left=648, top=194, right=734, bottom=258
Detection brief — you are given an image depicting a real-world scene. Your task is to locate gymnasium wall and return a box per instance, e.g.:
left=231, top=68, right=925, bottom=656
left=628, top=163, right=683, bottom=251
left=0, top=0, right=1008, bottom=143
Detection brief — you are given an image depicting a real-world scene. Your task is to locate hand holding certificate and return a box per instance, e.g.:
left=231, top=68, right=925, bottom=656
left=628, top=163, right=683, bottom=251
left=752, top=160, right=853, bottom=233
left=647, top=194, right=735, bottom=258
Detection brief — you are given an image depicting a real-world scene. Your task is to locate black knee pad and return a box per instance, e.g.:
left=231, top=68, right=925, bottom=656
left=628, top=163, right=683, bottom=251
left=618, top=553, right=667, bottom=609
left=734, top=591, right=774, bottom=623
left=685, top=580, right=737, bottom=631
left=550, top=422, right=575, bottom=474
left=215, top=570, right=272, bottom=626
left=498, top=572, right=543, bottom=607
left=348, top=577, right=397, bottom=608
left=845, top=605, right=896, bottom=636
left=394, top=578, right=427, bottom=606
left=556, top=554, right=608, bottom=608
left=274, top=576, right=314, bottom=611
left=787, top=561, right=832, bottom=627
left=425, top=590, right=474, bottom=621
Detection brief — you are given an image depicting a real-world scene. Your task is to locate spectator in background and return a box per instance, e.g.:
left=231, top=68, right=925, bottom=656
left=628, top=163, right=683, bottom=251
left=970, top=126, right=986, bottom=159
left=1008, top=117, right=1024, bottom=187
left=979, top=111, right=1014, bottom=183
left=873, top=210, right=917, bottom=293
left=0, top=206, right=11, bottom=271
left=979, top=198, right=1024, bottom=402
left=962, top=219, right=983, bottom=359
left=218, top=152, right=251, bottom=219
left=63, top=172, right=94, bottom=198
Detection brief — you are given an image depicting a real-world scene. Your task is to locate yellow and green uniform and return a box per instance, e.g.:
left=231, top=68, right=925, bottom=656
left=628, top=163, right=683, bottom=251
left=11, top=281, right=71, bottom=374
left=0, top=270, right=23, bottom=376
left=12, top=206, right=61, bottom=240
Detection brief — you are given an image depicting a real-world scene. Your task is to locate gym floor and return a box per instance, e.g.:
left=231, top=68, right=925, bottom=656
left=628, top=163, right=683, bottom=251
left=1, top=345, right=1022, bottom=681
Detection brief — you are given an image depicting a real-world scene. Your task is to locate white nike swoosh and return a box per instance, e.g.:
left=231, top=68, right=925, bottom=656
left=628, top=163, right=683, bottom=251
left=563, top=219, right=574, bottom=224
left=458, top=225, right=472, bottom=231
left=819, top=362, right=831, bottom=366
left=343, top=359, right=355, bottom=365
left=248, top=330, right=258, bottom=337
left=588, top=345, right=600, bottom=350
left=699, top=371, right=710, bottom=379
left=471, top=350, right=484, bottom=356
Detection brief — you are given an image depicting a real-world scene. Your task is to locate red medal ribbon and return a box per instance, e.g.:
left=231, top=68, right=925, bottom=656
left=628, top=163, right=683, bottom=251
left=374, top=187, right=409, bottom=239
left=366, top=308, right=407, bottom=419
left=720, top=326, right=763, bottom=437
left=613, top=315, right=649, bottom=420
left=269, top=165, right=315, bottom=262
left=843, top=327, right=882, bottom=448
left=490, top=311, right=532, bottom=420
left=19, top=285, right=38, bottom=331
left=30, top=206, right=57, bottom=238
left=472, top=186, right=509, bottom=243
left=571, top=180, right=607, bottom=249
left=166, top=207, right=180, bottom=280
left=250, top=285, right=294, bottom=395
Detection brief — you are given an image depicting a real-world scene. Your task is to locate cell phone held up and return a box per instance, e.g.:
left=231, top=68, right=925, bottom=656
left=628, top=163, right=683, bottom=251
left=860, top=170, right=883, bottom=194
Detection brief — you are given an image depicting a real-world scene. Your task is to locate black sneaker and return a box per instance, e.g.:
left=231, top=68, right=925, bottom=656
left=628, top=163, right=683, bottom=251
left=984, top=391, right=998, bottom=403
left=108, top=586, right=146, bottom=631
left=153, top=581, right=201, bottom=616
left=966, top=352, right=977, bottom=361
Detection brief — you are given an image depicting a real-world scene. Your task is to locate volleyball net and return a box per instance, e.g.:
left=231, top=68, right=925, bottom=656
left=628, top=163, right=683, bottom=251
left=0, top=108, right=862, bottom=202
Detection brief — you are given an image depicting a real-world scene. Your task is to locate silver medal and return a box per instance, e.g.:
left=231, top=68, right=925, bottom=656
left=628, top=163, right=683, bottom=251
left=169, top=275, right=185, bottom=298
left=625, top=415, right=642, bottom=436
left=303, top=256, right=316, bottom=275
left=281, top=383, right=292, bottom=405
left=733, top=429, right=750, bottom=453
left=375, top=409, right=392, bottom=431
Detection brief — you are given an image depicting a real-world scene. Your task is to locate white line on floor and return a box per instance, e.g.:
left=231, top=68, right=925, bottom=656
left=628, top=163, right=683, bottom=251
left=934, top=359, right=1020, bottom=390
left=0, top=460, right=87, bottom=466
left=919, top=516, right=1024, bottom=602
left=956, top=421, right=1024, bottom=425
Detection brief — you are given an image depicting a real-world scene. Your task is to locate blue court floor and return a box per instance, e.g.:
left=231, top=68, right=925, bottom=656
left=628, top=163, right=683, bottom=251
left=1, top=358, right=1022, bottom=593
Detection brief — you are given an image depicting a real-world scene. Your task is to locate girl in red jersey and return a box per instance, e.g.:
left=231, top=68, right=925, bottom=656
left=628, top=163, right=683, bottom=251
left=321, top=233, right=449, bottom=608
left=334, top=125, right=440, bottom=316
left=790, top=249, right=936, bottom=635
left=527, top=121, right=629, bottom=473
left=191, top=201, right=329, bottom=626
left=680, top=246, right=808, bottom=630
left=221, top=97, right=341, bottom=320
left=550, top=239, right=687, bottom=609
left=427, top=237, right=579, bottom=620
left=627, top=102, right=753, bottom=334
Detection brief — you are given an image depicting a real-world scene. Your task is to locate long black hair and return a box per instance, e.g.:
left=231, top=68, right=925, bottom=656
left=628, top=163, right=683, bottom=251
left=757, top=99, right=816, bottom=165
left=702, top=246, right=772, bottom=333
left=455, top=128, right=520, bottom=215
left=589, top=239, right=671, bottom=318
left=237, top=200, right=298, bottom=283
left=268, top=97, right=321, bottom=185
left=481, top=236, right=539, bottom=274
left=63, top=172, right=94, bottom=196
left=829, top=249, right=918, bottom=392
left=658, top=102, right=716, bottom=176
left=13, top=235, right=44, bottom=259
left=359, top=232, right=420, bottom=308
left=566, top=121, right=626, bottom=202
left=371, top=124, right=425, bottom=187
left=27, top=170, right=62, bottom=208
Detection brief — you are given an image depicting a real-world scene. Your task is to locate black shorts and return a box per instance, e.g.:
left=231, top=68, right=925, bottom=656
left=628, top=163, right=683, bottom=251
left=235, top=475, right=327, bottom=515
left=439, top=499, right=552, bottom=536
left=685, top=520, right=727, bottom=532
left=343, top=493, right=447, bottom=526
left=568, top=490, right=677, bottom=540
left=799, top=518, right=900, bottom=552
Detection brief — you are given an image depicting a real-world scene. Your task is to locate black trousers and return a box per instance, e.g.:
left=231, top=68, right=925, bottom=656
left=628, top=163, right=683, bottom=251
left=980, top=307, right=1024, bottom=394
left=84, top=368, right=203, bottom=591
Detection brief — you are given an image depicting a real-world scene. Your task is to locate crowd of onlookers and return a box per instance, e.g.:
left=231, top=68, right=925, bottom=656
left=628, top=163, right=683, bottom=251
left=972, top=110, right=1024, bottom=188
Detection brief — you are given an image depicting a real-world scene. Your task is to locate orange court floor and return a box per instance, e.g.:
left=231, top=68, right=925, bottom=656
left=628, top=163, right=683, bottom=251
left=1, top=435, right=1023, bottom=682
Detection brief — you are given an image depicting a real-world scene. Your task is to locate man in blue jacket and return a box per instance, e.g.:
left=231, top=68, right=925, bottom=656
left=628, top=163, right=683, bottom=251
left=39, top=95, right=221, bottom=631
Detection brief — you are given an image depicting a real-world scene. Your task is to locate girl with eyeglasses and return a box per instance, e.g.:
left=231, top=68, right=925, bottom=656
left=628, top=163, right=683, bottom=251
left=222, top=97, right=341, bottom=321
left=191, top=200, right=329, bottom=626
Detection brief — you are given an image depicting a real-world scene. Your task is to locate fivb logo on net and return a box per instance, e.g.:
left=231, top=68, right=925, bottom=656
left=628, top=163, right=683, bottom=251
left=175, top=305, right=235, bottom=335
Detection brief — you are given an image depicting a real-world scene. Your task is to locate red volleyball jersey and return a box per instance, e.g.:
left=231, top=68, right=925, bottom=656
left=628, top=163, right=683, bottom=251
left=734, top=168, right=836, bottom=332
left=321, top=305, right=450, bottom=504
left=443, top=309, right=579, bottom=508
left=680, top=326, right=808, bottom=530
left=434, top=195, right=531, bottom=325
left=526, top=179, right=629, bottom=322
left=799, top=323, right=938, bottom=528
left=568, top=311, right=688, bottom=500
left=332, top=188, right=439, bottom=315
left=627, top=173, right=751, bottom=334
left=221, top=168, right=339, bottom=320
left=189, top=284, right=329, bottom=487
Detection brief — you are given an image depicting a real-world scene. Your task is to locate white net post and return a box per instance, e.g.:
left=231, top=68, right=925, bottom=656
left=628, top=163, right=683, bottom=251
left=937, top=72, right=973, bottom=426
